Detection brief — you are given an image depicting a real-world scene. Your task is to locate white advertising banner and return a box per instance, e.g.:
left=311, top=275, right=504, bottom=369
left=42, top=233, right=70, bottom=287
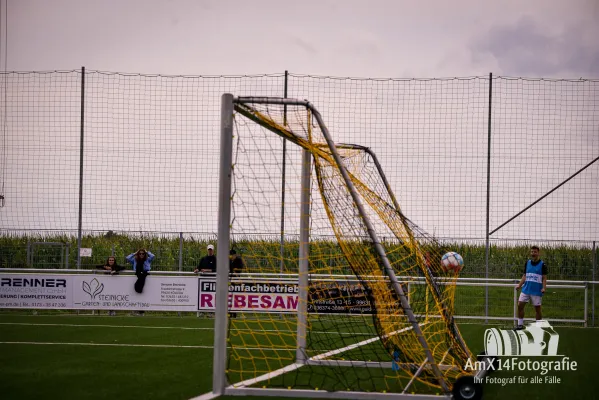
left=0, top=274, right=72, bottom=309
left=198, top=278, right=299, bottom=313
left=0, top=273, right=198, bottom=312
left=73, top=275, right=198, bottom=312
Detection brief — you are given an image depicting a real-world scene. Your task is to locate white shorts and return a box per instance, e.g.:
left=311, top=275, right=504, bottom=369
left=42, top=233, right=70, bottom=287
left=519, top=292, right=542, bottom=306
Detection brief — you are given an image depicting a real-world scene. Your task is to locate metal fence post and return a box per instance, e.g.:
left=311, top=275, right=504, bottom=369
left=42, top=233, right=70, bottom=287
left=77, top=66, right=86, bottom=269
left=593, top=241, right=596, bottom=327
left=513, top=284, right=517, bottom=324
left=178, top=232, right=183, bottom=271
left=280, top=70, right=288, bottom=274
left=584, top=282, right=588, bottom=327
left=484, top=72, right=493, bottom=324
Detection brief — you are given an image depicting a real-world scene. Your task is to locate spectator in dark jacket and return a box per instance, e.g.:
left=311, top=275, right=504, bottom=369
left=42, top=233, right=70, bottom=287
left=96, top=256, right=125, bottom=316
left=96, top=256, right=125, bottom=275
left=229, top=249, right=245, bottom=276
left=194, top=244, right=216, bottom=273
left=229, top=249, right=245, bottom=319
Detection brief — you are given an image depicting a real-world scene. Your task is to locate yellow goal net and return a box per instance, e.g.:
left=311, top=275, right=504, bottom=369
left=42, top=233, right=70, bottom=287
left=213, top=95, right=483, bottom=399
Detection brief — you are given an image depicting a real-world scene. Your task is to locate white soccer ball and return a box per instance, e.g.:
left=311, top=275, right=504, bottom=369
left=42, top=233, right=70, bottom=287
left=441, top=252, right=464, bottom=273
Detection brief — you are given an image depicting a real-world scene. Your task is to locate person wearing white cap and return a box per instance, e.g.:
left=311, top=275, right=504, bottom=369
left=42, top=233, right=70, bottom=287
left=194, top=244, right=216, bottom=274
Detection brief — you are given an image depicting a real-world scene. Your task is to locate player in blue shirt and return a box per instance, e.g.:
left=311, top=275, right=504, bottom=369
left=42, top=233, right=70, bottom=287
left=515, top=245, right=548, bottom=330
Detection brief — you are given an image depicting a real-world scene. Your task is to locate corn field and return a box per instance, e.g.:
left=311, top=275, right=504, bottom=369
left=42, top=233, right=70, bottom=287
left=0, top=232, right=595, bottom=280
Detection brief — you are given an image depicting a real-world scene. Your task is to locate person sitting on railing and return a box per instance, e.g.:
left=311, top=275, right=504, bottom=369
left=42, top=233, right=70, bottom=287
left=126, top=249, right=155, bottom=316
left=96, top=256, right=126, bottom=275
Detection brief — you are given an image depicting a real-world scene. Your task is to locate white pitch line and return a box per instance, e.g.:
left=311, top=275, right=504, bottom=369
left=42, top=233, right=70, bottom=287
left=0, top=322, right=376, bottom=336
left=190, top=363, right=304, bottom=400
left=188, top=392, right=220, bottom=400
left=312, top=330, right=377, bottom=336
left=310, top=324, right=420, bottom=361
left=0, top=322, right=212, bottom=330
left=230, top=362, right=304, bottom=389
left=0, top=341, right=213, bottom=349
left=231, top=323, right=424, bottom=389
left=0, top=341, right=325, bottom=352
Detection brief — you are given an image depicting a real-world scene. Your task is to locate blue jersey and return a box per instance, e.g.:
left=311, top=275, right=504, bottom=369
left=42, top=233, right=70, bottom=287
left=522, top=260, right=547, bottom=296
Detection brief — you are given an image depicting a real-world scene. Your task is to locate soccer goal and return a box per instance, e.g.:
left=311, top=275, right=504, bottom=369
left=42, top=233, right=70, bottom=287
left=209, top=94, right=491, bottom=400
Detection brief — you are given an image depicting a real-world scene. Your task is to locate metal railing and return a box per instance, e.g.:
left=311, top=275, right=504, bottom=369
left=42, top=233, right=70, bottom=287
left=0, top=269, right=594, bottom=327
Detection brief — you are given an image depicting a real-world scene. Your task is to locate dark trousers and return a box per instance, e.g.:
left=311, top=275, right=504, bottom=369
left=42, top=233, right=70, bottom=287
left=134, top=270, right=148, bottom=293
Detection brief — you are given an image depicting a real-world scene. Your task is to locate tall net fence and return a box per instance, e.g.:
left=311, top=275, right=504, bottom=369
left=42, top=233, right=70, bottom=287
left=0, top=70, right=284, bottom=232
left=287, top=76, right=491, bottom=242
left=0, top=71, right=82, bottom=230
left=287, top=74, right=599, bottom=243
left=0, top=71, right=597, bottom=274
left=490, top=77, right=598, bottom=241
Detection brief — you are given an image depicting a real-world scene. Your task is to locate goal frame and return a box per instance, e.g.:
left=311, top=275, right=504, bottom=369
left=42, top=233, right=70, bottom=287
left=210, top=94, right=488, bottom=400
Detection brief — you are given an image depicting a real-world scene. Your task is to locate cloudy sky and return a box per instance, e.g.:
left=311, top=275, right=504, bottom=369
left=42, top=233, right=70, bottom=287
left=6, top=0, right=599, bottom=78
left=1, top=0, right=598, bottom=243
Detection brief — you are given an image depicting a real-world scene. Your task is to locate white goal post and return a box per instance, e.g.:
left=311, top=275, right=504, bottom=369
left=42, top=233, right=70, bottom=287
left=208, top=94, right=493, bottom=400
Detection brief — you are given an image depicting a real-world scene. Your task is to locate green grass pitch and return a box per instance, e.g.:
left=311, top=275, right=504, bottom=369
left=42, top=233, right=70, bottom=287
left=0, top=312, right=596, bottom=400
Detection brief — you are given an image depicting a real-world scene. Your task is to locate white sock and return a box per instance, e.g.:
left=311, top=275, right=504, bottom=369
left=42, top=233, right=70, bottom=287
left=518, top=318, right=524, bottom=326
